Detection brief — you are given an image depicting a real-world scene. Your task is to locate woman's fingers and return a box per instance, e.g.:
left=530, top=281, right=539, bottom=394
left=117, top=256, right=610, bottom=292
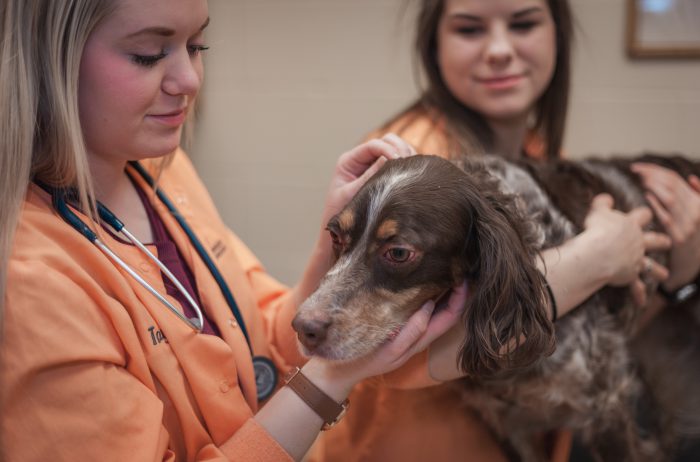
left=352, top=132, right=417, bottom=185
left=355, top=156, right=388, bottom=186
left=395, top=301, right=436, bottom=350
left=589, top=193, right=614, bottom=210
left=381, top=133, right=416, bottom=157
left=633, top=163, right=700, bottom=233
left=688, top=175, right=700, bottom=193
left=626, top=205, right=653, bottom=227
left=588, top=194, right=653, bottom=228
left=633, top=164, right=700, bottom=289
left=642, top=230, right=671, bottom=252
left=631, top=162, right=673, bottom=185
left=640, top=256, right=669, bottom=283
left=629, top=256, right=667, bottom=306
left=339, top=139, right=398, bottom=176
left=372, top=300, right=436, bottom=368
left=645, top=192, right=674, bottom=231
left=336, top=134, right=414, bottom=180
left=410, top=282, right=469, bottom=354
left=373, top=282, right=468, bottom=369
left=630, top=278, right=647, bottom=307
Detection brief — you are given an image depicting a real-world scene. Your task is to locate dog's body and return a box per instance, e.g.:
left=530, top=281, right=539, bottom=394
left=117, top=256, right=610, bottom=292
left=293, top=153, right=700, bottom=461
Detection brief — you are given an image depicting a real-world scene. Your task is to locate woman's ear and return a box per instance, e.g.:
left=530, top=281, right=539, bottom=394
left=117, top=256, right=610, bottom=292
left=457, top=174, right=555, bottom=377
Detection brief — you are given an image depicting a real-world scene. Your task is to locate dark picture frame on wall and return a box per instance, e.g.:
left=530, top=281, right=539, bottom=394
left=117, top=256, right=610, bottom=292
left=627, top=0, right=700, bottom=58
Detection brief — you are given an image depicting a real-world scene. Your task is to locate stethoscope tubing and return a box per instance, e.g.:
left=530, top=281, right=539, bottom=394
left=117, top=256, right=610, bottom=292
left=46, top=183, right=205, bottom=332
left=129, top=161, right=252, bottom=348
left=95, top=191, right=205, bottom=331
left=95, top=237, right=203, bottom=331
left=35, top=163, right=274, bottom=400
left=36, top=164, right=250, bottom=344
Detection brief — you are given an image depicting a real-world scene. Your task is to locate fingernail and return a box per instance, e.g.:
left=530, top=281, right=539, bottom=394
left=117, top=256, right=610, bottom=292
left=422, top=300, right=436, bottom=315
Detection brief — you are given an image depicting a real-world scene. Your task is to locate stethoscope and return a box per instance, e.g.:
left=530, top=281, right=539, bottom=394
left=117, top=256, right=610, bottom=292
left=35, top=161, right=277, bottom=401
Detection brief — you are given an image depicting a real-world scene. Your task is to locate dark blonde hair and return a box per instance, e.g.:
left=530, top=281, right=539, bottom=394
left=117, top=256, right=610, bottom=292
left=0, top=0, right=114, bottom=318
left=396, top=0, right=573, bottom=159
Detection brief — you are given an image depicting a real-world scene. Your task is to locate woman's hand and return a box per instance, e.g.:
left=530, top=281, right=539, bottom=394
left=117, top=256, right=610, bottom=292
left=351, top=282, right=469, bottom=381
left=583, top=193, right=671, bottom=305
left=256, top=285, right=466, bottom=460
left=295, top=134, right=416, bottom=305
left=631, top=163, right=700, bottom=291
left=303, top=283, right=469, bottom=395
left=320, top=133, right=416, bottom=226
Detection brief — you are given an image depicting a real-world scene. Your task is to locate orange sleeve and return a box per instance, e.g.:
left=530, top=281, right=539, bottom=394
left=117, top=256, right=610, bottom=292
left=190, top=421, right=291, bottom=461
left=218, top=420, right=291, bottom=461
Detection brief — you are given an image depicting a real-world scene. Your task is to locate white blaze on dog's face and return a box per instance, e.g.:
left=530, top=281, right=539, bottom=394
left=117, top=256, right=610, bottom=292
left=293, top=156, right=476, bottom=361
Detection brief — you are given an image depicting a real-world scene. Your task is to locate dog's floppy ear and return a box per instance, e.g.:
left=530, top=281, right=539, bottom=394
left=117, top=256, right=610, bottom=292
left=457, top=170, right=555, bottom=377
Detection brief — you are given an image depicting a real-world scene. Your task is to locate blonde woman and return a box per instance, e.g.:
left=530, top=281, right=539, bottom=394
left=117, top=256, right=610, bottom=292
left=0, top=1, right=470, bottom=460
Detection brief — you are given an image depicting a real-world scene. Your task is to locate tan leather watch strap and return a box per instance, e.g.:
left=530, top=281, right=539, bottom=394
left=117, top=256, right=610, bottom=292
left=284, top=367, right=349, bottom=430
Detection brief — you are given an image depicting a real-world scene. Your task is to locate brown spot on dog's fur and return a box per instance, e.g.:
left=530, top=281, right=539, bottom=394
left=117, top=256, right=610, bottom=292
left=337, top=209, right=355, bottom=232
left=376, top=219, right=399, bottom=240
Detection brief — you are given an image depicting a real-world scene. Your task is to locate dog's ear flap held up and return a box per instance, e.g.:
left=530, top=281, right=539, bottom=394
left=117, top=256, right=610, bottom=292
left=457, top=173, right=555, bottom=377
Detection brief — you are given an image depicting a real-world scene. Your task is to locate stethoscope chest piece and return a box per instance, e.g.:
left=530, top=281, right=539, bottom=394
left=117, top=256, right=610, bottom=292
left=253, top=356, right=278, bottom=401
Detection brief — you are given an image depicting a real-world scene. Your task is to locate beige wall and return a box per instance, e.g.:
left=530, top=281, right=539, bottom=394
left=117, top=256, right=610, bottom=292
left=567, top=0, right=700, bottom=156
left=191, top=0, right=700, bottom=285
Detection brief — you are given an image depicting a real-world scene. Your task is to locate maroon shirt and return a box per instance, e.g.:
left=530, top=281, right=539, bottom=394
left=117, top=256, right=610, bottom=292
left=134, top=182, right=221, bottom=336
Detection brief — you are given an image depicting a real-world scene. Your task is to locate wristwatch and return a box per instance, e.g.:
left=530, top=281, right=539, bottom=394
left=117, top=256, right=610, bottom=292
left=657, top=282, right=698, bottom=304
left=284, top=367, right=349, bottom=431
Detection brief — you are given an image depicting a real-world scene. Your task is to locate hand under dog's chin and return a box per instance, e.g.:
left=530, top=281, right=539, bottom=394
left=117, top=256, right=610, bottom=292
left=296, top=339, right=382, bottom=363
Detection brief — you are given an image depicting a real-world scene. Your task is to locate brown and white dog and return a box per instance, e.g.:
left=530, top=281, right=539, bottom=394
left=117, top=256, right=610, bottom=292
left=292, top=153, right=700, bottom=461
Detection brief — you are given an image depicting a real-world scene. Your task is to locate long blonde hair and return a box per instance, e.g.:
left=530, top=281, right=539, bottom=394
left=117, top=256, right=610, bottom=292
left=0, top=0, right=114, bottom=323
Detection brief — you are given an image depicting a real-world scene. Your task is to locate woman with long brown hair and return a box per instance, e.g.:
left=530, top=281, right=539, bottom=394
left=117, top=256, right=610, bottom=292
left=314, top=0, right=698, bottom=460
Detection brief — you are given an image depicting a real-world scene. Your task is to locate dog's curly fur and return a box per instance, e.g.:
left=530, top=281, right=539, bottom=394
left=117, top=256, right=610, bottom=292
left=293, top=153, right=700, bottom=461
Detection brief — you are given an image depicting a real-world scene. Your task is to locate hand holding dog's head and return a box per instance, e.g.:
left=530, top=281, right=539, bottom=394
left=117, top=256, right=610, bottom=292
left=293, top=155, right=554, bottom=375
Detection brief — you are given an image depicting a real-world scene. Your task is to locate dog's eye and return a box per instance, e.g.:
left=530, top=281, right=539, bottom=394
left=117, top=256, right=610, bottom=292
left=384, top=247, right=414, bottom=263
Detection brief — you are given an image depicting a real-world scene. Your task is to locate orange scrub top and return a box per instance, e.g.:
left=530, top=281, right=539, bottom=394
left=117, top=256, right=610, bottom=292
left=311, top=107, right=572, bottom=462
left=1, top=150, right=304, bottom=461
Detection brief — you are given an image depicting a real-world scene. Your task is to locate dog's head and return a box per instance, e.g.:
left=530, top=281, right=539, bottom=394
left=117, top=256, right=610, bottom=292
left=293, top=155, right=554, bottom=376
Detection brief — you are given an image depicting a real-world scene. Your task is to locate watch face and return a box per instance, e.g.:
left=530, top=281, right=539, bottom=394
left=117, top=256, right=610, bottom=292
left=253, top=356, right=277, bottom=401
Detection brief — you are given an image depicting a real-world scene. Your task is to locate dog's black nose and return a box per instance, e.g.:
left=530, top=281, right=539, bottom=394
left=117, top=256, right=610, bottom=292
left=292, top=316, right=331, bottom=351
